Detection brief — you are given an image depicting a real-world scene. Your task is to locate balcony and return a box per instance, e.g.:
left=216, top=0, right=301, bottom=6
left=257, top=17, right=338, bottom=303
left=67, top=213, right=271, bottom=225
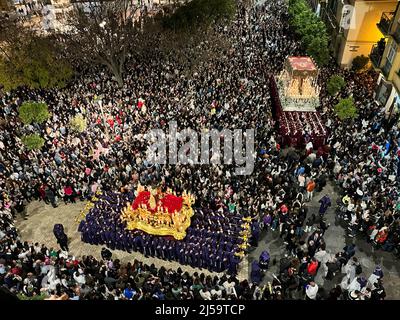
left=324, top=6, right=341, bottom=33
left=370, top=44, right=385, bottom=69
left=377, top=12, right=394, bottom=36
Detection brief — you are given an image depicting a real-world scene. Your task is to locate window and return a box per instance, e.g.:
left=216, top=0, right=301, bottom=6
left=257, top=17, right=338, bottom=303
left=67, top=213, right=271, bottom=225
left=376, top=79, right=392, bottom=106
left=387, top=41, right=397, bottom=64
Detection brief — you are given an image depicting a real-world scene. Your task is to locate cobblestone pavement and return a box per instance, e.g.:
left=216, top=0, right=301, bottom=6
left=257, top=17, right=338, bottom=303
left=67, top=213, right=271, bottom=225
left=16, top=182, right=400, bottom=299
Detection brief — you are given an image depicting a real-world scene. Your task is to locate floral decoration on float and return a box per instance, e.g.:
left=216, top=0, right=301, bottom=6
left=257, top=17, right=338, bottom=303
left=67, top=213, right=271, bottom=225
left=120, top=184, right=195, bottom=240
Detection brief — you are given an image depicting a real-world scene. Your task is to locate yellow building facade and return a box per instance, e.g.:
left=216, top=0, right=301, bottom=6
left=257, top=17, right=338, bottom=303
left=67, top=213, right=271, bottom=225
left=370, top=1, right=400, bottom=111
left=314, top=0, right=398, bottom=68
left=340, top=0, right=398, bottom=67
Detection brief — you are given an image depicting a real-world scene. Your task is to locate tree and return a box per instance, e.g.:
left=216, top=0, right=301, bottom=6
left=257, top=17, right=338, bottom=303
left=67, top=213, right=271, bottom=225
left=352, top=55, right=370, bottom=72
left=305, top=35, right=330, bottom=66
left=21, top=134, right=45, bottom=150
left=70, top=114, right=87, bottom=133
left=152, top=0, right=234, bottom=74
left=65, top=0, right=140, bottom=87
left=18, top=102, right=50, bottom=125
left=334, top=98, right=358, bottom=121
left=326, top=75, right=346, bottom=96
left=163, top=0, right=236, bottom=31
left=0, top=19, right=73, bottom=91
left=288, top=0, right=330, bottom=66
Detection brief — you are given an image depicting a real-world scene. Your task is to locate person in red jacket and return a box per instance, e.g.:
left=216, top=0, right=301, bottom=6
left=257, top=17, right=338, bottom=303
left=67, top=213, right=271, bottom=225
left=375, top=227, right=388, bottom=245
left=63, top=185, right=75, bottom=204
left=307, top=258, right=319, bottom=277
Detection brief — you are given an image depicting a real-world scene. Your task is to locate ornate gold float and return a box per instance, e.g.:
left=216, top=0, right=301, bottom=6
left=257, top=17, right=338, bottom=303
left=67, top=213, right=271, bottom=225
left=120, top=185, right=195, bottom=240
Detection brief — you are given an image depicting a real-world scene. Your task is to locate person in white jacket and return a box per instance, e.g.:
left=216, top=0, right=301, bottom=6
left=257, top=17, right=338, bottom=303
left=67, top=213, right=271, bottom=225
left=347, top=277, right=361, bottom=293
left=199, top=288, right=212, bottom=300
left=305, top=281, right=318, bottom=300
left=314, top=246, right=329, bottom=278
left=222, top=279, right=237, bottom=298
left=73, top=269, right=86, bottom=285
left=210, top=286, right=222, bottom=299
left=340, top=257, right=357, bottom=290
left=367, top=266, right=384, bottom=288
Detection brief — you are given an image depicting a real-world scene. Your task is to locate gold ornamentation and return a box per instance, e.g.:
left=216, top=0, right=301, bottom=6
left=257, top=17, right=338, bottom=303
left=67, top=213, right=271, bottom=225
left=75, top=194, right=99, bottom=223
left=234, top=251, right=245, bottom=258
left=120, top=186, right=195, bottom=240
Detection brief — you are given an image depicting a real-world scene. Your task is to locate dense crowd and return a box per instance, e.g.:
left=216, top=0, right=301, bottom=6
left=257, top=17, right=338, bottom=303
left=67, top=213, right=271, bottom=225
left=0, top=0, right=399, bottom=300
left=78, top=191, right=245, bottom=274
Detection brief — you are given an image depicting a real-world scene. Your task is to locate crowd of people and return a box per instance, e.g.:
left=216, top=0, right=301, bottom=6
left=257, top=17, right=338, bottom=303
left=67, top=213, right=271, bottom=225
left=325, top=70, right=400, bottom=254
left=0, top=0, right=399, bottom=300
left=78, top=191, right=245, bottom=274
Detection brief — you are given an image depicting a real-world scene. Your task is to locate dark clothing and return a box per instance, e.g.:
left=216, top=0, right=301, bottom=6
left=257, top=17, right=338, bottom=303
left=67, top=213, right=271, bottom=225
left=318, top=196, right=331, bottom=215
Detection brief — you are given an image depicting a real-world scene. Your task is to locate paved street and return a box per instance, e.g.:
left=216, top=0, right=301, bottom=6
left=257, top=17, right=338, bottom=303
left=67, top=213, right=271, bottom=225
left=15, top=181, right=400, bottom=299
left=16, top=200, right=222, bottom=278
left=245, top=182, right=400, bottom=299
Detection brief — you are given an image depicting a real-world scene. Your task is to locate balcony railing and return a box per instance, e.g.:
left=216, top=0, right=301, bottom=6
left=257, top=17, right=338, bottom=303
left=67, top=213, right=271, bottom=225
left=324, top=6, right=340, bottom=33
left=370, top=44, right=385, bottom=68
left=377, top=12, right=395, bottom=36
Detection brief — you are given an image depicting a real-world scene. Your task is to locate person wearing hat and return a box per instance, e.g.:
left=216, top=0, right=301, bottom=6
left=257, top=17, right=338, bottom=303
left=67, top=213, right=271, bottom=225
left=318, top=195, right=331, bottom=217
left=53, top=224, right=69, bottom=252
left=348, top=275, right=367, bottom=293
left=367, top=266, right=383, bottom=288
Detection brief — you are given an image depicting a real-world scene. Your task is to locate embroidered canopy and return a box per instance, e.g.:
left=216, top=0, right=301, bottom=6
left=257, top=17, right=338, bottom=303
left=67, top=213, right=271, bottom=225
left=286, top=56, right=318, bottom=78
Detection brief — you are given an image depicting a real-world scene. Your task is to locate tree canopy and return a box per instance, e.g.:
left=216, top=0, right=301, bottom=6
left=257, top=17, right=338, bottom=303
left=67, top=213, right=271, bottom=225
left=64, top=0, right=140, bottom=87
left=18, top=102, right=50, bottom=125
left=288, top=0, right=330, bottom=66
left=334, top=97, right=358, bottom=121
left=352, top=55, right=370, bottom=72
left=327, top=75, right=346, bottom=96
left=163, top=0, right=236, bottom=30
left=0, top=20, right=73, bottom=91
left=70, top=114, right=87, bottom=133
left=21, top=134, right=45, bottom=151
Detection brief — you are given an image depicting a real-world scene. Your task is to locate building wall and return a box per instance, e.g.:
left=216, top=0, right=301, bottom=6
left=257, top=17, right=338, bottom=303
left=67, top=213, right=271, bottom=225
left=379, top=37, right=400, bottom=80
left=337, top=0, right=398, bottom=67
left=390, top=74, right=400, bottom=115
